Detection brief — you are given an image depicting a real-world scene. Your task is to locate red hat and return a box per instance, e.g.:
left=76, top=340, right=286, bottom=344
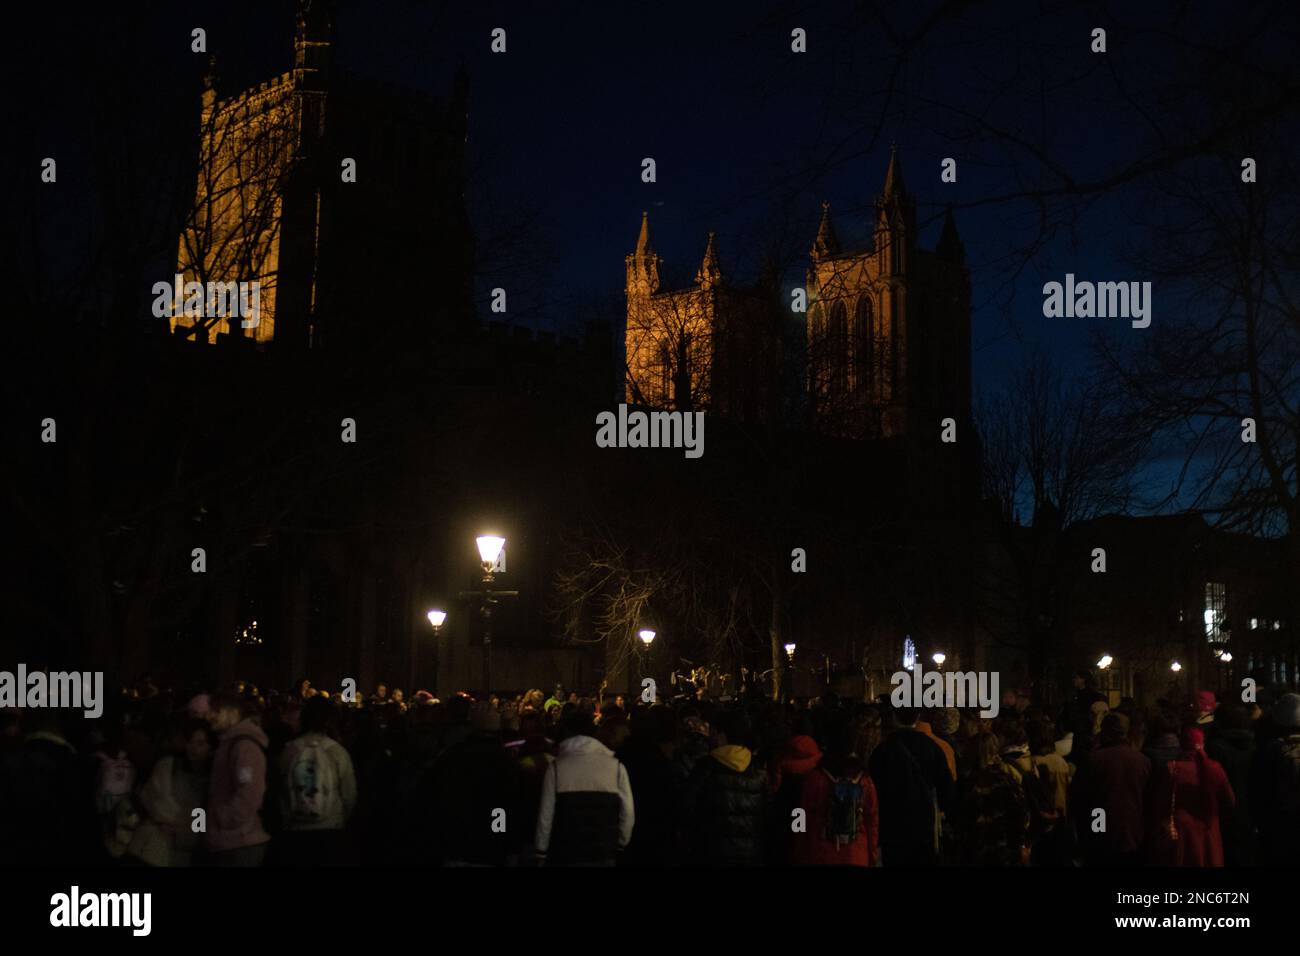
left=1195, top=690, right=1217, bottom=714
left=1180, top=726, right=1205, bottom=750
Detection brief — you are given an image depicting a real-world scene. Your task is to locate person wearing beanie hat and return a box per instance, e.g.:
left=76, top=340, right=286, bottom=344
left=1250, top=692, right=1300, bottom=865
left=1147, top=724, right=1234, bottom=866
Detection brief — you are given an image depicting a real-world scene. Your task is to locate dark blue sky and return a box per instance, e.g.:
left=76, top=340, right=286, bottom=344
left=14, top=0, right=1271, bottom=510
left=327, top=1, right=1157, bottom=382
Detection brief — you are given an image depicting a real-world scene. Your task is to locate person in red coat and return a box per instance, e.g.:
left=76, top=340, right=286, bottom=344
left=791, top=727, right=879, bottom=866
left=1148, top=726, right=1235, bottom=866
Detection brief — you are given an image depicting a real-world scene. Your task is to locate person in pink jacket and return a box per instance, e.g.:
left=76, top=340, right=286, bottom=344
left=206, top=693, right=271, bottom=866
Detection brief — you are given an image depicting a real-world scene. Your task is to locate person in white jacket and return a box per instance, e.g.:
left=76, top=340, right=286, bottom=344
left=535, top=712, right=634, bottom=866
left=275, top=696, right=358, bottom=865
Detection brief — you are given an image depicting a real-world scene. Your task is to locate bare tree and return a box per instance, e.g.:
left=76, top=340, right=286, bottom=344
left=977, top=350, right=1149, bottom=685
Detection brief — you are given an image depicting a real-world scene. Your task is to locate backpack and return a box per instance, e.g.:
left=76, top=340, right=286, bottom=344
left=286, top=737, right=341, bottom=825
left=822, top=769, right=864, bottom=848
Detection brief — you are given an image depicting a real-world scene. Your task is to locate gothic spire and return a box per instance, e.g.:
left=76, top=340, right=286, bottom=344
left=635, top=210, right=652, bottom=256
left=697, top=231, right=722, bottom=288
left=883, top=142, right=906, bottom=197
left=811, top=200, right=840, bottom=259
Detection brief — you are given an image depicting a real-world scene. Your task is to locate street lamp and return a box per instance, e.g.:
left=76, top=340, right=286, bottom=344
left=784, top=642, right=796, bottom=662
left=1220, top=651, right=1233, bottom=663
left=638, top=629, right=656, bottom=646
left=1097, top=654, right=1113, bottom=669
left=476, top=535, right=506, bottom=577
left=1170, top=661, right=1182, bottom=672
left=462, top=534, right=516, bottom=697
left=424, top=610, right=446, bottom=698
left=932, top=652, right=946, bottom=667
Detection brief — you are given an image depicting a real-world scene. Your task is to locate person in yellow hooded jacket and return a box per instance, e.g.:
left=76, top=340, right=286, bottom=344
left=679, top=711, right=768, bottom=866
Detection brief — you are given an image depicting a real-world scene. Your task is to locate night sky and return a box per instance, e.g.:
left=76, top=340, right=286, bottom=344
left=10, top=0, right=1284, bottom=509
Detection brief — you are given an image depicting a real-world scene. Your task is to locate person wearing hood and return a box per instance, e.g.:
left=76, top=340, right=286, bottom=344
left=535, top=711, right=634, bottom=866
left=768, top=718, right=822, bottom=864
left=206, top=693, right=271, bottom=866
left=771, top=718, right=823, bottom=792
left=1147, top=726, right=1234, bottom=866
left=1249, top=692, right=1300, bottom=866
left=680, top=710, right=768, bottom=866
left=792, top=722, right=878, bottom=866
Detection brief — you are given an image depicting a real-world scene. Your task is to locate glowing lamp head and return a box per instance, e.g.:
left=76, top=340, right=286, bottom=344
left=932, top=652, right=946, bottom=666
left=638, top=629, right=656, bottom=646
left=476, top=535, right=506, bottom=567
left=783, top=642, right=796, bottom=661
left=1097, top=654, right=1113, bottom=669
left=1170, top=661, right=1182, bottom=672
left=1220, top=652, right=1233, bottom=663
left=427, top=609, right=447, bottom=629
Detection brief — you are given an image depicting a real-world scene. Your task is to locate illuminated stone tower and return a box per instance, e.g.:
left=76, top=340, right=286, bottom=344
left=624, top=214, right=721, bottom=410
left=806, top=147, right=971, bottom=439
left=170, top=0, right=472, bottom=351
left=623, top=148, right=971, bottom=440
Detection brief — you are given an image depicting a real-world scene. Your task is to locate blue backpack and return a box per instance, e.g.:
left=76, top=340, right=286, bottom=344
left=823, top=769, right=864, bottom=848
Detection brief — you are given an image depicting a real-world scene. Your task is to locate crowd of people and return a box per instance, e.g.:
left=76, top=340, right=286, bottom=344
left=2, top=670, right=1298, bottom=867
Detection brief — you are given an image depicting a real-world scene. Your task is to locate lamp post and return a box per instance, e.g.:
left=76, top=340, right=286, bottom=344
left=427, top=609, right=446, bottom=699
left=476, top=535, right=505, bottom=696
left=1096, top=654, right=1114, bottom=703
left=637, top=629, right=656, bottom=701
left=932, top=652, right=947, bottom=668
left=783, top=642, right=796, bottom=700
left=456, top=536, right=517, bottom=699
